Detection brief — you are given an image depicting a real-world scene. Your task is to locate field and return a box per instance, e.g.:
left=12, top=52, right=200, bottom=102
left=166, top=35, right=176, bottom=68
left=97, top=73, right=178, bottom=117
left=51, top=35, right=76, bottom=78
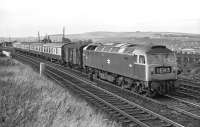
left=0, top=57, right=120, bottom=127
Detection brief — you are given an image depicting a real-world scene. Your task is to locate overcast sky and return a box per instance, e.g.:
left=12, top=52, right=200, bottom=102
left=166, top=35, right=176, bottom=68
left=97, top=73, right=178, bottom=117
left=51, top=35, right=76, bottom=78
left=1, top=0, right=200, bottom=37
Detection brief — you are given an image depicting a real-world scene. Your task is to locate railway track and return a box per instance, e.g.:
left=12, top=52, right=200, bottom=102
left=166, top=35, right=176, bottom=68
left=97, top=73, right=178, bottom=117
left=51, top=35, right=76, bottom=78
left=175, top=78, right=200, bottom=100
left=46, top=66, right=181, bottom=127
left=14, top=53, right=200, bottom=127
left=156, top=95, right=200, bottom=119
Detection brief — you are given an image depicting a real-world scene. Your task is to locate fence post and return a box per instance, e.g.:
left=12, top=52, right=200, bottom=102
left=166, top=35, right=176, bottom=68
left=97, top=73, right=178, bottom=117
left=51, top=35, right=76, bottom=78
left=40, top=62, right=45, bottom=76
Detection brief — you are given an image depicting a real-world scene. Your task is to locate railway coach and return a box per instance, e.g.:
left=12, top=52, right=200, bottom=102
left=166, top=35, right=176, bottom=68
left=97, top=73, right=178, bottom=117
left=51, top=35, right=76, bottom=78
left=83, top=42, right=177, bottom=96
left=13, top=42, right=30, bottom=54
left=42, top=43, right=65, bottom=63
left=29, top=43, right=43, bottom=57
left=61, top=41, right=91, bottom=68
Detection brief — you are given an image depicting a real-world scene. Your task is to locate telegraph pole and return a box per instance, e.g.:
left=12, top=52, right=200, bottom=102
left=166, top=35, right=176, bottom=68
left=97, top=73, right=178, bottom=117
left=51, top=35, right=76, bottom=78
left=38, top=32, right=40, bottom=43
left=62, top=27, right=65, bottom=43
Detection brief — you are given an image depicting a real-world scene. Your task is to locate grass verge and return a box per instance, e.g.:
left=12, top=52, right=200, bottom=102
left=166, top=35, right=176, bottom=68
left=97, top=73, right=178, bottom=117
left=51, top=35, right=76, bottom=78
left=0, top=57, right=120, bottom=127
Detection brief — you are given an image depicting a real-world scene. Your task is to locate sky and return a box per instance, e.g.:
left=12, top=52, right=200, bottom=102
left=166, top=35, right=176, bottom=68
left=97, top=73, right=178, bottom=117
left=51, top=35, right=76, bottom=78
left=1, top=0, right=200, bottom=37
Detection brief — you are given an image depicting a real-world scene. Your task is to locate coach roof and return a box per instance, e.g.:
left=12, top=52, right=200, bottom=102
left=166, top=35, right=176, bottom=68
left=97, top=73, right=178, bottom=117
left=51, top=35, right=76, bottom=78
left=43, top=43, right=67, bottom=47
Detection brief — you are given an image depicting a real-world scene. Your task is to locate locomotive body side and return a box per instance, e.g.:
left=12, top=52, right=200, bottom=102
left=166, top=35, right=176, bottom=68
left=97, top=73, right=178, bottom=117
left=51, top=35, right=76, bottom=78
left=83, top=46, right=146, bottom=81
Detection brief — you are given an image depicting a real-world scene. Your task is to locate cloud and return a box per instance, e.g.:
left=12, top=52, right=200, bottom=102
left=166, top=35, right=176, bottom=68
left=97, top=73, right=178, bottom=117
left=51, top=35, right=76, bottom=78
left=0, top=0, right=200, bottom=36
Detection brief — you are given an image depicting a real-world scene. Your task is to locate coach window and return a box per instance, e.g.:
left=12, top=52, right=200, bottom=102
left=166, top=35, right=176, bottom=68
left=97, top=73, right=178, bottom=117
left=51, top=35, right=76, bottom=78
left=53, top=48, right=56, bottom=54
left=56, top=48, right=58, bottom=54
left=50, top=48, right=52, bottom=53
left=139, top=55, right=145, bottom=64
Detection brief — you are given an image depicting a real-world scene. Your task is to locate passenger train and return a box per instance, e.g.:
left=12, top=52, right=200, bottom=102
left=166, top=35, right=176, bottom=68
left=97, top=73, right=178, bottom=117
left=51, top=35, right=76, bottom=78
left=12, top=40, right=178, bottom=97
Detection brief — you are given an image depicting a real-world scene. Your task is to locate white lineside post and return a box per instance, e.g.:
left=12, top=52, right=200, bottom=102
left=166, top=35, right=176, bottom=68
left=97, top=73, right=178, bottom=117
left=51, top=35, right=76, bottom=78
left=40, top=62, right=45, bottom=76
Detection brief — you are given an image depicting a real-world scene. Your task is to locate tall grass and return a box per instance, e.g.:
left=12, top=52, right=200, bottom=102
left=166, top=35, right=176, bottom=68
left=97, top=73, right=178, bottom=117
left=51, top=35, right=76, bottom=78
left=0, top=57, right=120, bottom=127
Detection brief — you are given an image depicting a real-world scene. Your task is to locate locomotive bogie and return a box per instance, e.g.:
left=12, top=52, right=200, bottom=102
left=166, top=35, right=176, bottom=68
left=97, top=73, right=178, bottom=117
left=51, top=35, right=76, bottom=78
left=150, top=80, right=176, bottom=95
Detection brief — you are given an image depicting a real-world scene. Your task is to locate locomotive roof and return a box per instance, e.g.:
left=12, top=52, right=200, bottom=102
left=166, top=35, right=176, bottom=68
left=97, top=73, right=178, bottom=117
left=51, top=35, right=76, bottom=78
left=88, top=42, right=172, bottom=54
left=136, top=45, right=173, bottom=54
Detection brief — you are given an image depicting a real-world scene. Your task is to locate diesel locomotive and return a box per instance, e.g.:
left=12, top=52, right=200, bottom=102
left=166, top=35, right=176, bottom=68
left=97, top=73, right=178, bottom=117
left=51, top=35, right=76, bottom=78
left=13, top=41, right=178, bottom=97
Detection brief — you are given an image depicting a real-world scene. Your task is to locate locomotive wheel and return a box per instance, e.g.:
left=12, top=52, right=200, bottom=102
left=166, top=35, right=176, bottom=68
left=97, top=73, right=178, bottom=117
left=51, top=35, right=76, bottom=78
left=131, top=86, right=137, bottom=93
left=145, top=89, right=157, bottom=97
left=137, top=85, right=143, bottom=94
left=89, top=72, right=94, bottom=81
left=121, top=80, right=129, bottom=89
left=132, top=82, right=143, bottom=94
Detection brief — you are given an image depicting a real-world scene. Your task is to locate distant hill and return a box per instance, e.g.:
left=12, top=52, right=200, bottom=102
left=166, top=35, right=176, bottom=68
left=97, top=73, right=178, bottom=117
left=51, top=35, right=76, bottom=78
left=1, top=31, right=200, bottom=43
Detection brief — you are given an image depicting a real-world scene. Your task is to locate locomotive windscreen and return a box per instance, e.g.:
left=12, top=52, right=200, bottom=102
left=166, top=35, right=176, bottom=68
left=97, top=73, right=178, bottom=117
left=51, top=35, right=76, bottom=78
left=147, top=53, right=176, bottom=64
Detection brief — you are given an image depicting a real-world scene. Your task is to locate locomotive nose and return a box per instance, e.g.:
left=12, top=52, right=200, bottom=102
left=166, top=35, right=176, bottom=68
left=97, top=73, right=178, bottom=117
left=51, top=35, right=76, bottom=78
left=149, top=65, right=177, bottom=81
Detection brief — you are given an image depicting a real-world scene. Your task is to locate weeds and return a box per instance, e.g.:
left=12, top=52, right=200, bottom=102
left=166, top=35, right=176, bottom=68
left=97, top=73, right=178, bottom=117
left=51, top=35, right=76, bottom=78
left=0, top=57, right=120, bottom=127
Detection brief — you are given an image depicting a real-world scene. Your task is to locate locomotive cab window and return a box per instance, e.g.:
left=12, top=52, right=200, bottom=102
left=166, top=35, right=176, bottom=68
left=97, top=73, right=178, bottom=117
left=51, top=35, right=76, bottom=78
left=133, top=55, right=137, bottom=63
left=139, top=55, right=145, bottom=64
